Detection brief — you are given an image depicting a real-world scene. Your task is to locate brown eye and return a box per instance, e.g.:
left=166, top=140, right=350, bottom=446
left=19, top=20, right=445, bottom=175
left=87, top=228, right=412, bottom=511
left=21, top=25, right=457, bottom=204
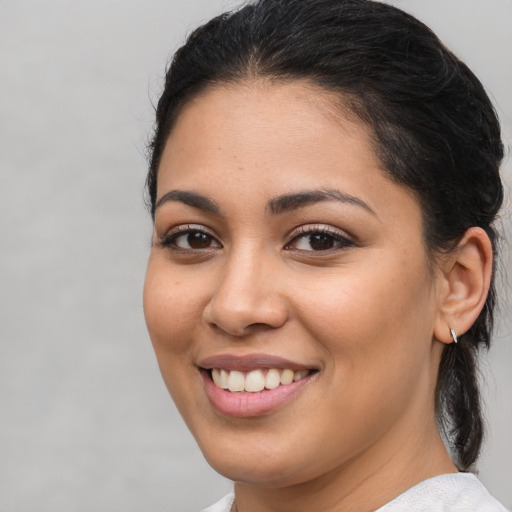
left=287, top=227, right=354, bottom=252
left=173, top=231, right=220, bottom=249
left=186, top=231, right=213, bottom=249
left=160, top=227, right=222, bottom=250
left=308, top=233, right=335, bottom=250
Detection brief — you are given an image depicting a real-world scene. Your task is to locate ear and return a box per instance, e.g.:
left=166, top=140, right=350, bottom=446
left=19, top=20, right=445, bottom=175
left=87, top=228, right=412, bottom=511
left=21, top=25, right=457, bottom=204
left=433, top=227, right=493, bottom=345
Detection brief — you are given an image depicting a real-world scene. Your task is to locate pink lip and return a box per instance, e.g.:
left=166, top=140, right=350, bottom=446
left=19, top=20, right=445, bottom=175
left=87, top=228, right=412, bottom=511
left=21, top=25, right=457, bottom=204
left=199, top=355, right=317, bottom=417
left=199, top=353, right=314, bottom=372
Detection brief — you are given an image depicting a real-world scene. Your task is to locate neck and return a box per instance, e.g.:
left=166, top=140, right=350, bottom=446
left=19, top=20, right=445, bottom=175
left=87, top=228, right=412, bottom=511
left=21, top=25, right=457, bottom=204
left=233, top=422, right=456, bottom=512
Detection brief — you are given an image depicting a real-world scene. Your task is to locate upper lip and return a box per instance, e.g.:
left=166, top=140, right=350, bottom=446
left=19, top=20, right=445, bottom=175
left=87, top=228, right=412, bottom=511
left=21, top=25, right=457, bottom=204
left=198, top=353, right=316, bottom=372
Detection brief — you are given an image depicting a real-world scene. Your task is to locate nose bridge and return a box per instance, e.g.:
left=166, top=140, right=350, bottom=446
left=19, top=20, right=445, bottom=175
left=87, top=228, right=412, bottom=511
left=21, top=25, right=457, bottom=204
left=204, top=241, right=287, bottom=336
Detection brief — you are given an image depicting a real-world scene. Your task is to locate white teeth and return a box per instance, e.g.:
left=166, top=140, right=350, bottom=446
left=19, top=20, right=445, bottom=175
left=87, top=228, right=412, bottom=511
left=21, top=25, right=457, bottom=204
left=227, top=370, right=245, bottom=392
left=211, top=368, right=311, bottom=392
left=265, top=369, right=281, bottom=389
left=245, top=370, right=265, bottom=392
left=294, top=370, right=308, bottom=382
left=219, top=369, right=229, bottom=389
left=280, top=369, right=294, bottom=385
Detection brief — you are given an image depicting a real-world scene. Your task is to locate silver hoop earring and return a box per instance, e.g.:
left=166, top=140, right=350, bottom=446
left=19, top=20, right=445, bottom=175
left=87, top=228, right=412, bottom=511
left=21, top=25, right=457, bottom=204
left=450, top=328, right=458, bottom=344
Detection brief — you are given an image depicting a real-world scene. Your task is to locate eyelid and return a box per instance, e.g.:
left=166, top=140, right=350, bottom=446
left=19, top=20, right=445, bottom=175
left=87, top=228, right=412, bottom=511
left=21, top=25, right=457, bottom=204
left=287, top=223, right=353, bottom=240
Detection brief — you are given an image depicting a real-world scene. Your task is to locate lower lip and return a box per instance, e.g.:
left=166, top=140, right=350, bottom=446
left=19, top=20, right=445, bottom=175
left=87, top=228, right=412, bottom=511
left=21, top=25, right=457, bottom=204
left=201, top=370, right=314, bottom=418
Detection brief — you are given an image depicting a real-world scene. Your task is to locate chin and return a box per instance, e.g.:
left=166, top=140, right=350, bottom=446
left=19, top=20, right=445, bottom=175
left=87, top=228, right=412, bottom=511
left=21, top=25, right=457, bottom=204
left=196, top=430, right=331, bottom=488
left=206, top=455, right=306, bottom=487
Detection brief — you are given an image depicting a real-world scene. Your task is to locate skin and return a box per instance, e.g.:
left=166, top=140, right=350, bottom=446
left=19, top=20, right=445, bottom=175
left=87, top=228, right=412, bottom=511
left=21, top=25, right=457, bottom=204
left=144, top=81, right=472, bottom=512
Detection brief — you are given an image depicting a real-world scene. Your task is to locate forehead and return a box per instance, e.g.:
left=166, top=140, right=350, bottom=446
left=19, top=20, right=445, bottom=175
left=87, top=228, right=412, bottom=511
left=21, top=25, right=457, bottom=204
left=174, top=79, right=367, bottom=141
left=160, top=81, right=380, bottom=184
left=157, top=81, right=421, bottom=228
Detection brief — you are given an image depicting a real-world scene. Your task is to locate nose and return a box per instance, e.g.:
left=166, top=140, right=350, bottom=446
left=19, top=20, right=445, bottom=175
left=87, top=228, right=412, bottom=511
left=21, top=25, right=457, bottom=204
left=202, top=249, right=289, bottom=337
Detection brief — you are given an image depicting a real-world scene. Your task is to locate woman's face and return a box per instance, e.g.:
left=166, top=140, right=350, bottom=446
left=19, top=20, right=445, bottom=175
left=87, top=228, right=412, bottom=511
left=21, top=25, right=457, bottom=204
left=144, top=82, right=444, bottom=486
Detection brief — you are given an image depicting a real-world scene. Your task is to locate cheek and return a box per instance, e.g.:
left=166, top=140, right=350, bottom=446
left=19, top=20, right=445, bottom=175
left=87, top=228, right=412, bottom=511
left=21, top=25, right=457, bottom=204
left=143, top=257, right=203, bottom=357
left=291, top=264, right=436, bottom=455
left=292, top=253, right=435, bottom=374
left=143, top=258, right=208, bottom=415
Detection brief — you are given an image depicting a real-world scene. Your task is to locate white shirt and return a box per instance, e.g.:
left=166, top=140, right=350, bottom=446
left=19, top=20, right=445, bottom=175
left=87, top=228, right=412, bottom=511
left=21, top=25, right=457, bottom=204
left=201, top=473, right=508, bottom=511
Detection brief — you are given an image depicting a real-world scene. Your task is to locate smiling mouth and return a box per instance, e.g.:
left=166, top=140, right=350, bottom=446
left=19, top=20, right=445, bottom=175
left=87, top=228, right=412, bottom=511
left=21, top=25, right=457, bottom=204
left=208, top=368, right=315, bottom=393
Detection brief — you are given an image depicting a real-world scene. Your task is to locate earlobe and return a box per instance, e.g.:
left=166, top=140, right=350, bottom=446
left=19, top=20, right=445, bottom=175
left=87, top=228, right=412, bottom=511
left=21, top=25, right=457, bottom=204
left=434, top=227, right=493, bottom=345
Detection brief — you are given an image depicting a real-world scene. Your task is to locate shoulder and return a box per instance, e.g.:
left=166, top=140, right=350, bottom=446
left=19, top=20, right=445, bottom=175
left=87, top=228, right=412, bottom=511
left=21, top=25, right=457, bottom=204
left=201, top=493, right=234, bottom=512
left=376, top=473, right=508, bottom=512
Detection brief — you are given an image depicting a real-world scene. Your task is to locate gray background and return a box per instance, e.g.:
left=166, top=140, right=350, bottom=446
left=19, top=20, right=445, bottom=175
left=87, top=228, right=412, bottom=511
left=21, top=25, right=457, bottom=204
left=0, top=1, right=510, bottom=511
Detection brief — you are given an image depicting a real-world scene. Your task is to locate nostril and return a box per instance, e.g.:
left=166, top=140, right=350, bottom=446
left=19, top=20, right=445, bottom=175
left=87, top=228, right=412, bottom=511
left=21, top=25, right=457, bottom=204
left=206, top=321, right=283, bottom=338
left=202, top=277, right=289, bottom=335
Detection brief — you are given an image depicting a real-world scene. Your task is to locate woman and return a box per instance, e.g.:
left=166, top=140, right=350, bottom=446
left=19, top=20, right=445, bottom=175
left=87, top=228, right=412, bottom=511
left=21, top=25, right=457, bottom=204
left=143, top=0, right=507, bottom=510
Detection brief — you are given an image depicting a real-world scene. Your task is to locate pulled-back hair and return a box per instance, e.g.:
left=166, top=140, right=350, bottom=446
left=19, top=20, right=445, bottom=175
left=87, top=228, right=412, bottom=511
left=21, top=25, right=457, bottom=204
left=147, top=0, right=504, bottom=469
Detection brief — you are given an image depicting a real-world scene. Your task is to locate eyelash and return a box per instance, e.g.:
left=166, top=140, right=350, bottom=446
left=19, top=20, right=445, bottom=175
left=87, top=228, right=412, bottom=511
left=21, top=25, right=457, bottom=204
left=158, top=224, right=355, bottom=253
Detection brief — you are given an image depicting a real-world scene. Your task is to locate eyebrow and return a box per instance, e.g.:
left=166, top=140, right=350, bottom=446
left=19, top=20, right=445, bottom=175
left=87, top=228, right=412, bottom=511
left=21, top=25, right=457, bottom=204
left=267, top=189, right=376, bottom=216
left=154, top=190, right=221, bottom=214
left=154, top=188, right=375, bottom=218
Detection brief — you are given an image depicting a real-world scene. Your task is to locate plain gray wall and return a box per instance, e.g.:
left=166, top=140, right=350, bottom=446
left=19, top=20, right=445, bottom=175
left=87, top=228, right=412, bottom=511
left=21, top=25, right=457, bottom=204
left=0, top=1, right=510, bottom=511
